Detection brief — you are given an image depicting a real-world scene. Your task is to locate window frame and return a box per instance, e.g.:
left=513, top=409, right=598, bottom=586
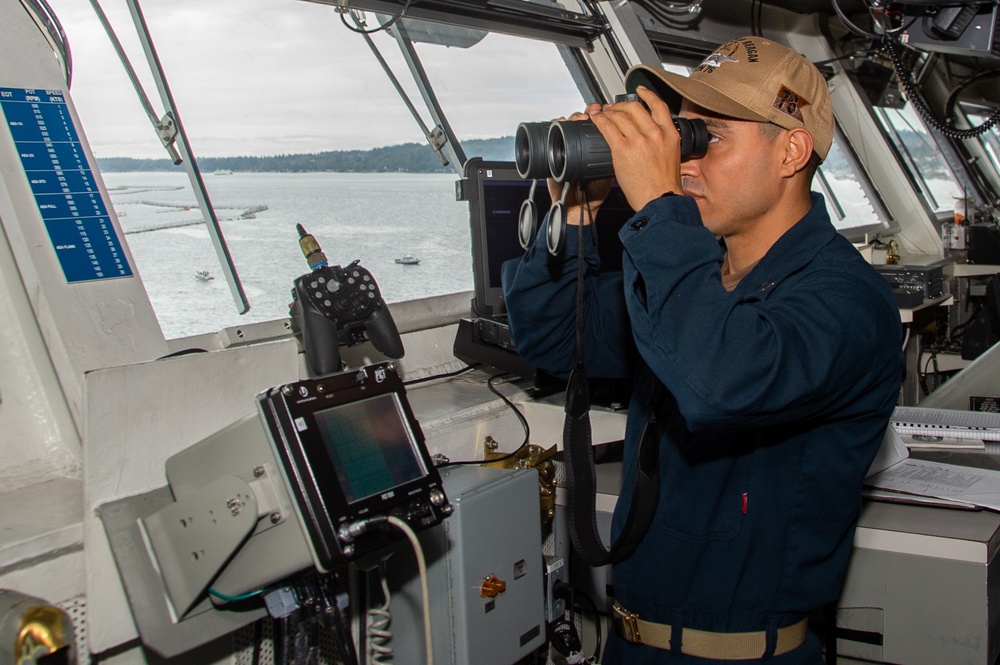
left=815, top=122, right=895, bottom=242
left=874, top=104, right=966, bottom=220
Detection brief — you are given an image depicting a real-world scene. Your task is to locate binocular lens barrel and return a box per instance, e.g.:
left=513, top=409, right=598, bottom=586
left=514, top=116, right=709, bottom=182
left=515, top=122, right=551, bottom=180
left=548, top=120, right=613, bottom=183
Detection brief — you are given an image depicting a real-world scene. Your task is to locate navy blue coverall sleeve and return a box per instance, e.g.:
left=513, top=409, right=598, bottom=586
left=501, top=221, right=635, bottom=380
left=503, top=194, right=902, bottom=435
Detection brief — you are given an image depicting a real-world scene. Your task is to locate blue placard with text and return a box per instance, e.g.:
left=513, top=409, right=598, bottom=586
left=1, top=87, right=132, bottom=282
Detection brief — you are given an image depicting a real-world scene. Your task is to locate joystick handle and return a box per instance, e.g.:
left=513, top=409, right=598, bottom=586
left=365, top=304, right=404, bottom=360
left=291, top=281, right=344, bottom=375
left=289, top=262, right=404, bottom=376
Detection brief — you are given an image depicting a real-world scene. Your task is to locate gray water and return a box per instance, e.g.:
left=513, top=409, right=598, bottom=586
left=103, top=171, right=472, bottom=339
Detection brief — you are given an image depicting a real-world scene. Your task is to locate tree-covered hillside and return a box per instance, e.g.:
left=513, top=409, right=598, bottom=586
left=97, top=137, right=514, bottom=173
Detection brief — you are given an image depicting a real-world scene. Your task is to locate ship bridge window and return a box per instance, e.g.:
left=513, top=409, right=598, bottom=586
left=408, top=32, right=586, bottom=151
left=816, top=127, right=890, bottom=238
left=876, top=104, right=964, bottom=214
left=48, top=0, right=584, bottom=340
left=961, top=104, right=1000, bottom=181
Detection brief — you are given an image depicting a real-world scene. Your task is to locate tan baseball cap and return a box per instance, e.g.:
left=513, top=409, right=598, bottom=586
left=625, top=36, right=834, bottom=161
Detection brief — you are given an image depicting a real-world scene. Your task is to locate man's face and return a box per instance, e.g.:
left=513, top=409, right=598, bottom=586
left=678, top=101, right=786, bottom=238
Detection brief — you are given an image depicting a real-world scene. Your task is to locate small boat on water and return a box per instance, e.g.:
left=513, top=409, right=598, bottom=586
left=194, top=270, right=215, bottom=281
left=213, top=169, right=233, bottom=176
left=395, top=254, right=420, bottom=265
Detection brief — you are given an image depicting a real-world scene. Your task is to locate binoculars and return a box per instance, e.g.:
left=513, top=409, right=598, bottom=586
left=514, top=114, right=708, bottom=183
left=514, top=98, right=708, bottom=255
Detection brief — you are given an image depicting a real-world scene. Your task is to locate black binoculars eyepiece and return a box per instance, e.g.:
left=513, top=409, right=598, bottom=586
left=515, top=96, right=709, bottom=257
left=515, top=104, right=708, bottom=183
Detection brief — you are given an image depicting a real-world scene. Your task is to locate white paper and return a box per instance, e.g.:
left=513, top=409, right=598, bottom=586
left=866, top=425, right=910, bottom=479
left=862, top=488, right=977, bottom=510
left=866, top=458, right=1000, bottom=512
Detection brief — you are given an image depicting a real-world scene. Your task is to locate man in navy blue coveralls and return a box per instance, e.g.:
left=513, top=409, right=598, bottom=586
left=502, top=37, right=902, bottom=664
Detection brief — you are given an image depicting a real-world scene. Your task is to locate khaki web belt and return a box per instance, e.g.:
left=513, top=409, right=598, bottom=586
left=613, top=601, right=809, bottom=660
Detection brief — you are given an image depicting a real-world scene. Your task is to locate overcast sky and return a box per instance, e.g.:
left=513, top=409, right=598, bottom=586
left=45, top=0, right=585, bottom=159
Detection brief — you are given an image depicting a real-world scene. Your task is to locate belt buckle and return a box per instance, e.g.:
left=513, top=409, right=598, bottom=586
left=613, top=602, right=642, bottom=644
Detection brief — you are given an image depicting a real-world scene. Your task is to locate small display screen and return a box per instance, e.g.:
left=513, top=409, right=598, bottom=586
left=313, top=393, right=427, bottom=504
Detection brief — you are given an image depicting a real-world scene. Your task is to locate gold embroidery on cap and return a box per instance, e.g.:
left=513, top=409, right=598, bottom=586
left=773, top=85, right=810, bottom=121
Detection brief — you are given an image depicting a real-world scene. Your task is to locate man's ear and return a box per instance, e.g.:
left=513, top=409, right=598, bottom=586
left=781, top=128, right=814, bottom=176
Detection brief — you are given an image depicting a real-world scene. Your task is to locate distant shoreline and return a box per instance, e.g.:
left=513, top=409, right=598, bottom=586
left=96, top=137, right=514, bottom=173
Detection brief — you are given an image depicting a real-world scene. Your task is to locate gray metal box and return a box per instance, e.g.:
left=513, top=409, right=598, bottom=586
left=836, top=501, right=1000, bottom=665
left=378, top=465, right=545, bottom=664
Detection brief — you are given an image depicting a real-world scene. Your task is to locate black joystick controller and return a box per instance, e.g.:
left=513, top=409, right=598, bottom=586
left=289, top=225, right=404, bottom=375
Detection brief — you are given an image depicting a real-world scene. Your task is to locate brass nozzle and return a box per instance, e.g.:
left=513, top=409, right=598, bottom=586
left=296, top=223, right=327, bottom=269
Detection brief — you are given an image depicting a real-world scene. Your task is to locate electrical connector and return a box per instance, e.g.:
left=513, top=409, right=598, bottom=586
left=544, top=555, right=568, bottom=623
left=263, top=586, right=299, bottom=619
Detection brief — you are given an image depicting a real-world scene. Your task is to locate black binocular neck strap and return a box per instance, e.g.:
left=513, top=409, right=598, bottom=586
left=562, top=199, right=662, bottom=567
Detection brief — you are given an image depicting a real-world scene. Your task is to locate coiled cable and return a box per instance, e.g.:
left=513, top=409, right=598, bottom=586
left=367, top=564, right=394, bottom=664
left=349, top=515, right=433, bottom=664
left=883, top=33, right=1000, bottom=139
left=386, top=515, right=433, bottom=665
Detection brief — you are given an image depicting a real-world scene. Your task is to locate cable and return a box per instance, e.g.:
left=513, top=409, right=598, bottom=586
left=879, top=12, right=1000, bottom=140
left=207, top=586, right=267, bottom=603
left=367, top=565, right=394, bottom=664
left=869, top=4, right=915, bottom=36
left=384, top=516, right=433, bottom=665
left=944, top=69, right=1000, bottom=127
left=644, top=0, right=702, bottom=15
left=275, top=614, right=292, bottom=665
left=919, top=343, right=944, bottom=396
left=950, top=300, right=983, bottom=340
left=340, top=0, right=415, bottom=35
left=332, top=590, right=361, bottom=665
left=750, top=0, right=764, bottom=37
left=573, top=587, right=602, bottom=662
left=549, top=582, right=583, bottom=660
left=341, top=517, right=432, bottom=661
left=437, top=373, right=531, bottom=467
left=832, top=0, right=881, bottom=40
left=403, top=363, right=479, bottom=386
left=251, top=618, right=262, bottom=665
left=631, top=0, right=702, bottom=31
